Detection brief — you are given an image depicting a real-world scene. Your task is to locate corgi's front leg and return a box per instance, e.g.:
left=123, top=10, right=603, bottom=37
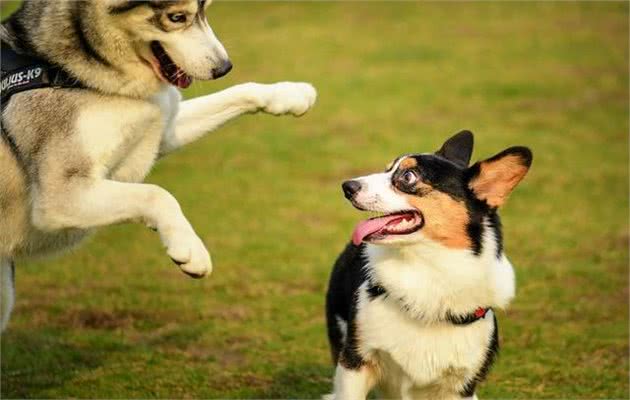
left=331, top=364, right=376, bottom=400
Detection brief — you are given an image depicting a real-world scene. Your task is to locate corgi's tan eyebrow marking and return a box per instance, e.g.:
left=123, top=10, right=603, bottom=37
left=385, top=155, right=412, bottom=172
left=387, top=153, right=426, bottom=173
left=399, top=157, right=417, bottom=170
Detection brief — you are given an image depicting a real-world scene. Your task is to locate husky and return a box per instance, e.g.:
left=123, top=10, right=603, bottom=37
left=326, top=131, right=532, bottom=399
left=0, top=0, right=317, bottom=331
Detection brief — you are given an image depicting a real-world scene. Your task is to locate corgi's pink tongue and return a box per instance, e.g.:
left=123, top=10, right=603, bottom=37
left=352, top=214, right=406, bottom=246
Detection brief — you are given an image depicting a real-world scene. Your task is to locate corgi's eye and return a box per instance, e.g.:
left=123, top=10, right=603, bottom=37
left=401, top=170, right=418, bottom=186
left=168, top=13, right=187, bottom=23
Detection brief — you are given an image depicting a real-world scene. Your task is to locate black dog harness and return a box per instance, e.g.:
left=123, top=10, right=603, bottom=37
left=1, top=42, right=84, bottom=162
left=1, top=42, right=83, bottom=110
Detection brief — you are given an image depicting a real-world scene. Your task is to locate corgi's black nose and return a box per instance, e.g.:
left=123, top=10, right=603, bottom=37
left=342, top=180, right=362, bottom=199
left=212, top=60, right=233, bottom=79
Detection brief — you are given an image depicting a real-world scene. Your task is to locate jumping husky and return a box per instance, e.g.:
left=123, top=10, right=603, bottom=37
left=0, top=0, right=317, bottom=331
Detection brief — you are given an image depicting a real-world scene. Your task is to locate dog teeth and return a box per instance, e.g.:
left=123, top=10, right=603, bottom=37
left=396, top=220, right=411, bottom=230
left=386, top=217, right=416, bottom=233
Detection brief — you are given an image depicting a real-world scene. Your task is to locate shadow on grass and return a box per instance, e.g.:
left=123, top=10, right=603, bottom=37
left=0, top=328, right=128, bottom=399
left=253, top=362, right=333, bottom=399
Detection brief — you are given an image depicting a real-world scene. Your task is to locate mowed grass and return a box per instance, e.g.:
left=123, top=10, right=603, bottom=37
left=1, top=2, right=628, bottom=398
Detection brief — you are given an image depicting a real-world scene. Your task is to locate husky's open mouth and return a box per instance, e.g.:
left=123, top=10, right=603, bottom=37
left=149, top=41, right=192, bottom=89
left=352, top=211, right=424, bottom=245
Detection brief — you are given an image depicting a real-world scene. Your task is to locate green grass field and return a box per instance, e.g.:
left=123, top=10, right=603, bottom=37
left=1, top=2, right=628, bottom=398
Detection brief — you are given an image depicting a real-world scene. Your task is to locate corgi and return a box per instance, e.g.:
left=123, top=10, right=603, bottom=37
left=326, top=131, right=532, bottom=399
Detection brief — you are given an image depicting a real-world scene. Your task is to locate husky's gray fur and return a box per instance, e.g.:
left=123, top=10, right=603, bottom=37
left=0, top=0, right=317, bottom=331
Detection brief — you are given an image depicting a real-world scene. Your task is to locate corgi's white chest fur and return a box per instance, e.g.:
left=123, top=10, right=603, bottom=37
left=366, top=229, right=515, bottom=318
left=357, top=286, right=493, bottom=398
left=357, top=230, right=515, bottom=397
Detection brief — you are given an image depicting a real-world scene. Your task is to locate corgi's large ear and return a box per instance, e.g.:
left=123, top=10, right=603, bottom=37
left=436, top=130, right=474, bottom=168
left=468, top=147, right=532, bottom=208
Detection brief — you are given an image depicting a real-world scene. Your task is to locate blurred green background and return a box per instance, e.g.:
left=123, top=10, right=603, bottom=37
left=1, top=1, right=628, bottom=398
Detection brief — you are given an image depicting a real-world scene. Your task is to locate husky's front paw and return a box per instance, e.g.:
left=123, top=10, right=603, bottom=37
left=165, top=232, right=212, bottom=278
left=261, top=82, right=317, bottom=116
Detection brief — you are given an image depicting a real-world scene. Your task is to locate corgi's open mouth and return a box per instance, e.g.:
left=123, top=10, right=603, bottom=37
left=149, top=41, right=192, bottom=89
left=352, top=211, right=424, bottom=245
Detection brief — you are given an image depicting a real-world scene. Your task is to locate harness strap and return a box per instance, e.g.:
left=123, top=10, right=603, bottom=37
left=1, top=42, right=84, bottom=110
left=1, top=42, right=85, bottom=165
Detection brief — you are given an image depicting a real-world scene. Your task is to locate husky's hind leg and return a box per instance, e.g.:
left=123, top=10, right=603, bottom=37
left=1, top=259, right=15, bottom=332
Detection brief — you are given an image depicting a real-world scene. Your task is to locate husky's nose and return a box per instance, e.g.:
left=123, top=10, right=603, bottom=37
left=212, top=59, right=233, bottom=79
left=342, top=180, right=362, bottom=200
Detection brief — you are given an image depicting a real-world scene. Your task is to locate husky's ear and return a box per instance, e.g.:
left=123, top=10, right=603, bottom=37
left=467, top=147, right=532, bottom=208
left=436, top=130, right=474, bottom=168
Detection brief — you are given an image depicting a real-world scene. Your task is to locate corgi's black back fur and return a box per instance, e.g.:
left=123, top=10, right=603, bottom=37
left=326, top=242, right=368, bottom=367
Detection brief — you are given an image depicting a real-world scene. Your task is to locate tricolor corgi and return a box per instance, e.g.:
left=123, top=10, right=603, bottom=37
left=326, top=131, right=532, bottom=400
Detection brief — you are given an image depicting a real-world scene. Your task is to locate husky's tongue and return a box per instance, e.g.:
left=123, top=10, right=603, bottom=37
left=150, top=41, right=193, bottom=89
left=176, top=74, right=193, bottom=89
left=352, top=214, right=408, bottom=246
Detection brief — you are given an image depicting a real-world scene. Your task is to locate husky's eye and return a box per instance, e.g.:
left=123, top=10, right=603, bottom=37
left=400, top=170, right=418, bottom=186
left=168, top=13, right=187, bottom=23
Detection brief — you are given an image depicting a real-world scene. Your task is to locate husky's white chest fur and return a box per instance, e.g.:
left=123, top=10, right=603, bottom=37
left=76, top=86, right=181, bottom=183
left=1, top=86, right=180, bottom=258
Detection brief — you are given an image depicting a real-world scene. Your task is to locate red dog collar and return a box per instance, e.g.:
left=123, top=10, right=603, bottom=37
left=447, top=307, right=492, bottom=325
